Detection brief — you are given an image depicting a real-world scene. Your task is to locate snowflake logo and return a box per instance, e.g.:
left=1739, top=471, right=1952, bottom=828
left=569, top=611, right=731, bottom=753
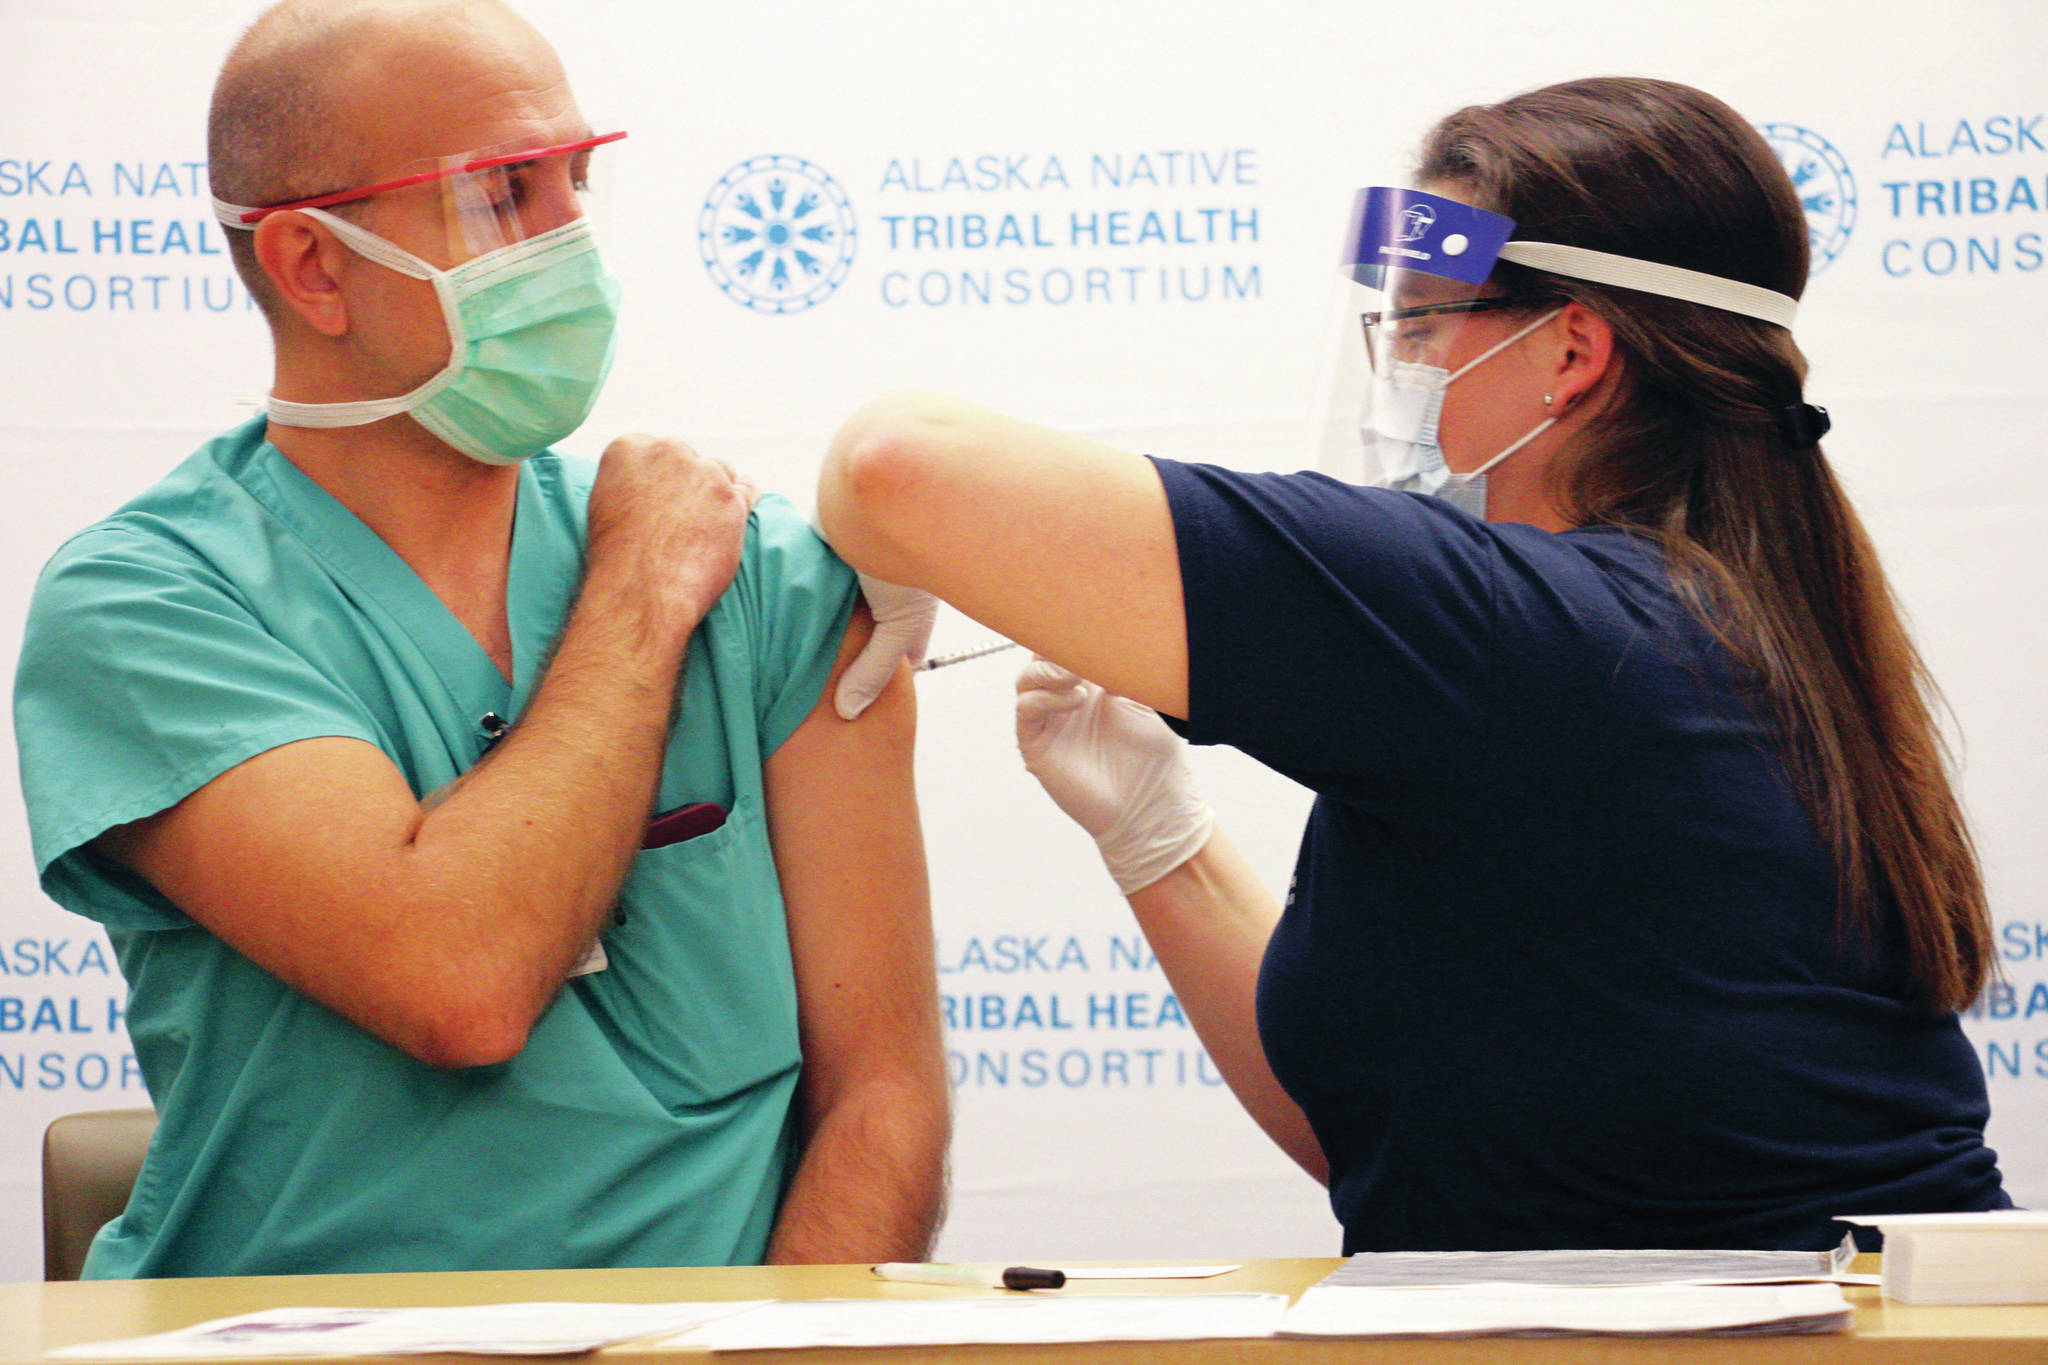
left=1758, top=123, right=1857, bottom=273
left=698, top=155, right=857, bottom=314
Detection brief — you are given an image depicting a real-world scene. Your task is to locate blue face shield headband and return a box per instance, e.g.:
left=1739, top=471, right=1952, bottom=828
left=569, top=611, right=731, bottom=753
left=1316, top=186, right=1811, bottom=513
left=1341, top=185, right=1800, bottom=324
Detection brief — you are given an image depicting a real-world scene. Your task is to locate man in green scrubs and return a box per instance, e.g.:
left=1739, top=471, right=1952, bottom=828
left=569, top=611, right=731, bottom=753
left=13, top=0, right=948, bottom=1277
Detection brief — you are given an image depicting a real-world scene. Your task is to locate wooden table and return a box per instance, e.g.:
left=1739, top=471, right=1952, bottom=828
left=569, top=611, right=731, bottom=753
left=6, top=1258, right=2047, bottom=1364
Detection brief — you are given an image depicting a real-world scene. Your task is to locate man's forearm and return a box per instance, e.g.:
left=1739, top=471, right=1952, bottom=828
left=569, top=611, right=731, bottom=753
left=765, top=1074, right=950, bottom=1263
left=398, top=562, right=699, bottom=1052
left=93, top=578, right=698, bottom=1071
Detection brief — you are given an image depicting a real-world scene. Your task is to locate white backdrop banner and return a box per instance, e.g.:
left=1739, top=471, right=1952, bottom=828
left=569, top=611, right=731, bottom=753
left=2, top=0, right=2043, bottom=1283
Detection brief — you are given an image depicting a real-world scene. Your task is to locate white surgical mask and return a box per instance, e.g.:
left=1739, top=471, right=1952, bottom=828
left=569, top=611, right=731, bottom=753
left=1369, top=308, right=1564, bottom=518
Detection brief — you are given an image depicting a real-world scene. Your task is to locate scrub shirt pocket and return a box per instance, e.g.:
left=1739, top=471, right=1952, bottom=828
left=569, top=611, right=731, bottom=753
left=575, top=796, right=802, bottom=1111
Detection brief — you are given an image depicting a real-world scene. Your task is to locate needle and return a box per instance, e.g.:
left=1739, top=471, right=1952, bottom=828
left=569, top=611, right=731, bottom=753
left=915, top=639, right=1023, bottom=671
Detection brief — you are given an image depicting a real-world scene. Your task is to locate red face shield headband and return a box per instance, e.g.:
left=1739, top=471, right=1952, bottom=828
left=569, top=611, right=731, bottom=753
left=217, top=129, right=628, bottom=225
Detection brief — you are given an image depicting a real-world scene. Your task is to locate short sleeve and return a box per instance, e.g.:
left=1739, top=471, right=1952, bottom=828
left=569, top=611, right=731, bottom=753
left=1152, top=459, right=1502, bottom=809
left=15, top=527, right=383, bottom=931
left=727, top=495, right=860, bottom=755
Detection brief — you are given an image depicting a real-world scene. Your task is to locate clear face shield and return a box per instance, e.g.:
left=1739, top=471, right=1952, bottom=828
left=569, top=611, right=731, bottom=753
left=216, top=126, right=625, bottom=264
left=392, top=127, right=624, bottom=262
left=1308, top=187, right=1520, bottom=487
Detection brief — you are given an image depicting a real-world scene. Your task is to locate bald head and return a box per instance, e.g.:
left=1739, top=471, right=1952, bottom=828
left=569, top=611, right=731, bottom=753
left=209, top=0, right=567, bottom=316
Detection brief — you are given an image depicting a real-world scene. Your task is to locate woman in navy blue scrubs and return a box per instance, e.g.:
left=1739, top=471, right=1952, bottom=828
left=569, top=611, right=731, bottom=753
left=817, top=76, right=2009, bottom=1251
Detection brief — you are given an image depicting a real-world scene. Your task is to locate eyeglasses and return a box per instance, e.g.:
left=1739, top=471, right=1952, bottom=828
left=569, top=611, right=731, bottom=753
left=229, top=129, right=628, bottom=224
left=1360, top=294, right=1540, bottom=365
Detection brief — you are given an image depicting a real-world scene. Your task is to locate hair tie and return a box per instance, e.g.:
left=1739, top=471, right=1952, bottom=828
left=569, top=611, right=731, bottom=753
left=1779, top=402, right=1831, bottom=448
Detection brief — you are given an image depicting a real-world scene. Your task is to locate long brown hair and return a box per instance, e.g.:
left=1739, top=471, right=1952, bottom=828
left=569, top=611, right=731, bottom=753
left=1417, top=77, right=1991, bottom=1012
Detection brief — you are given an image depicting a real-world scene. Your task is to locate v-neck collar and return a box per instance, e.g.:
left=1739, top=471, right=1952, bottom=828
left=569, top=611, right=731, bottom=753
left=229, top=429, right=566, bottom=730
left=503, top=457, right=582, bottom=719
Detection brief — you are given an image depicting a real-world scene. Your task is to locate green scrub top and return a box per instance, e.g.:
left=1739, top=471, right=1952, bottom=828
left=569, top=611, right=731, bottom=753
left=14, top=416, right=859, bottom=1277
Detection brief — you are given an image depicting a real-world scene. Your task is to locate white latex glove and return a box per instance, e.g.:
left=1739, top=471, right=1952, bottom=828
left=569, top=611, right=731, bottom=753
left=836, top=571, right=937, bottom=719
left=1015, top=657, right=1215, bottom=895
left=808, top=509, right=938, bottom=719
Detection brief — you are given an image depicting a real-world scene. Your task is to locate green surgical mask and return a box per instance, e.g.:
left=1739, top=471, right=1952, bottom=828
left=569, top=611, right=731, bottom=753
left=265, top=209, right=621, bottom=466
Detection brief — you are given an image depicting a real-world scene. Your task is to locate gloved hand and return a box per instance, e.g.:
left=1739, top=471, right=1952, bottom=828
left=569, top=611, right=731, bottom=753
left=1015, top=657, right=1215, bottom=894
left=835, top=571, right=937, bottom=719
left=808, top=509, right=939, bottom=719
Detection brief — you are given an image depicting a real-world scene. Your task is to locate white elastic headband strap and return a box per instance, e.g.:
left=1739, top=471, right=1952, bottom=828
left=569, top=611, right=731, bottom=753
left=211, top=196, right=438, bottom=281
left=1496, top=241, right=1799, bottom=330
left=300, top=208, right=439, bottom=279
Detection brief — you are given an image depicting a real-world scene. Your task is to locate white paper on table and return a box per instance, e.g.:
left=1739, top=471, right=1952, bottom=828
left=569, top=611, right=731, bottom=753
left=1057, top=1264, right=1241, bottom=1280
left=1279, top=1282, right=1852, bottom=1338
left=50, top=1301, right=767, bottom=1360
left=1318, top=1236, right=1865, bottom=1289
left=673, top=1292, right=1289, bottom=1350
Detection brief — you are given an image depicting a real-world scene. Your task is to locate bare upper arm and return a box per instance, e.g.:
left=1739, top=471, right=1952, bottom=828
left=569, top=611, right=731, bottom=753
left=819, top=390, right=1189, bottom=717
left=764, top=602, right=942, bottom=1103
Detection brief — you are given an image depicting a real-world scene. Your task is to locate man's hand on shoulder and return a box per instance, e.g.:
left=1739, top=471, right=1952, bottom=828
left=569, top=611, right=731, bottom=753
left=585, top=433, right=759, bottom=646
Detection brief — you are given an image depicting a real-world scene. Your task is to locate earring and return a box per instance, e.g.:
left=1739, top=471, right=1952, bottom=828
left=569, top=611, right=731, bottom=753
left=1543, top=393, right=1554, bottom=408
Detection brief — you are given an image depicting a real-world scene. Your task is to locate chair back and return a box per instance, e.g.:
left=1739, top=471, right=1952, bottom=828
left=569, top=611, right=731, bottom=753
left=43, top=1108, right=157, bottom=1280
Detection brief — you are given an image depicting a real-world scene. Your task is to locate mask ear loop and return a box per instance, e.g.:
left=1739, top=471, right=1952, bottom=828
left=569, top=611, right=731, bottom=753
left=295, top=207, right=442, bottom=282
left=1445, top=306, right=1563, bottom=384
left=212, top=201, right=470, bottom=430
left=1462, top=412, right=1558, bottom=482
left=1445, top=308, right=1566, bottom=483
left=279, top=208, right=468, bottom=428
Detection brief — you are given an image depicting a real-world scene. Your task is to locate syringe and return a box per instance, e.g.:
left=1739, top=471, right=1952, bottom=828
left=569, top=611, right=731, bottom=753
left=916, top=639, right=1022, bottom=671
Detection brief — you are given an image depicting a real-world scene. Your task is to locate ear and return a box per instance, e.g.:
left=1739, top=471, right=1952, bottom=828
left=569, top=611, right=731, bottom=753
left=252, top=211, right=352, bottom=338
left=1546, top=302, right=1615, bottom=415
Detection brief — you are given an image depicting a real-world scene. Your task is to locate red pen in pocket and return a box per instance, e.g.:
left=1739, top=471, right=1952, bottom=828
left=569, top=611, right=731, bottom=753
left=614, top=803, right=729, bottom=929
left=641, top=801, right=727, bottom=850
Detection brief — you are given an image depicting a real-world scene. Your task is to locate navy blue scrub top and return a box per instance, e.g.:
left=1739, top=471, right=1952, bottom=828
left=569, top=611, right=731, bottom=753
left=1152, top=457, right=2007, bottom=1252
